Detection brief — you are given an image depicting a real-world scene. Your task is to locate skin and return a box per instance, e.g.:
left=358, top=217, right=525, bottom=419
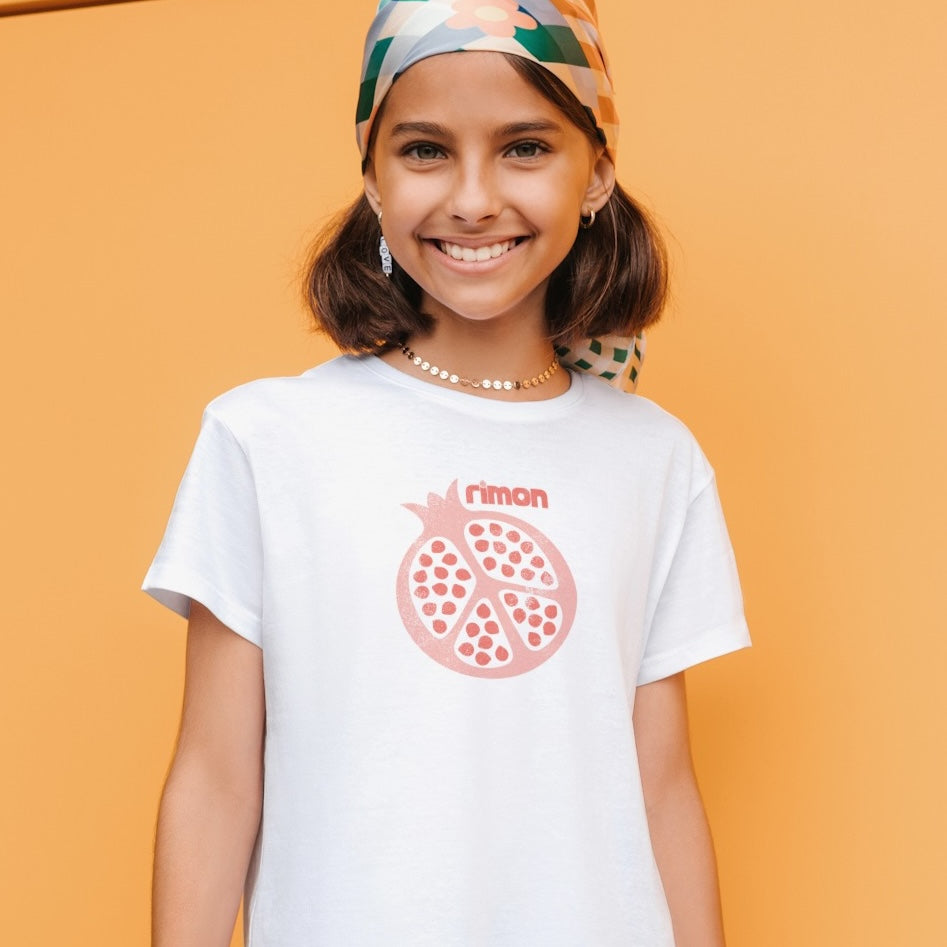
left=152, top=50, right=726, bottom=945
left=364, top=51, right=614, bottom=400
left=152, top=603, right=264, bottom=946
left=634, top=673, right=727, bottom=946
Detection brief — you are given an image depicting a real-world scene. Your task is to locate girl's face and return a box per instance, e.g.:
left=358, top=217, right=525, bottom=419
left=363, top=52, right=614, bottom=334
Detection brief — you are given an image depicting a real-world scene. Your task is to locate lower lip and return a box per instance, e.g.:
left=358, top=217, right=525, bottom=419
left=425, top=240, right=525, bottom=273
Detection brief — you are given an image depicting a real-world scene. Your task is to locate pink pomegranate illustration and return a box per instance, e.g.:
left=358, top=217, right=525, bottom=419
left=396, top=481, right=577, bottom=678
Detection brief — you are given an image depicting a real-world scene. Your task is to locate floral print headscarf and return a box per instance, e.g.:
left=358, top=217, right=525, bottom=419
left=356, top=0, right=645, bottom=392
left=357, top=0, right=617, bottom=163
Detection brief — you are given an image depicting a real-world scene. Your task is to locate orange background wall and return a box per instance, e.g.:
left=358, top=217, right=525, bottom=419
left=2, top=1, right=944, bottom=944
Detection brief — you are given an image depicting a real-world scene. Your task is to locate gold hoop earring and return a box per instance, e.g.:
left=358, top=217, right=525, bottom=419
left=580, top=207, right=596, bottom=229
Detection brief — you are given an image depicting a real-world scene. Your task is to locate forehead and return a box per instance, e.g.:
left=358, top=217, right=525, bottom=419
left=377, top=51, right=563, bottom=129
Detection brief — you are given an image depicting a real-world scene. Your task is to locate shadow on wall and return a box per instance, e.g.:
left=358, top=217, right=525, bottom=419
left=0, top=0, right=155, bottom=18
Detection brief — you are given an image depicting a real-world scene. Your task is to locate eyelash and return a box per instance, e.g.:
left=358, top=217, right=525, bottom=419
left=401, top=140, right=550, bottom=161
left=403, top=142, right=444, bottom=161
left=505, top=140, right=549, bottom=159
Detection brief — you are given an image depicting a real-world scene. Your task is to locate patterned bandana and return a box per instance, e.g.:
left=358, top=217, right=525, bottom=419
left=356, top=0, right=645, bottom=393
left=356, top=0, right=618, bottom=163
left=555, top=332, right=645, bottom=392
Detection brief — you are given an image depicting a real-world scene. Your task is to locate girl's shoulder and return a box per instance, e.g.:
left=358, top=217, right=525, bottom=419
left=199, top=355, right=365, bottom=431
left=575, top=372, right=704, bottom=445
left=573, top=375, right=720, bottom=496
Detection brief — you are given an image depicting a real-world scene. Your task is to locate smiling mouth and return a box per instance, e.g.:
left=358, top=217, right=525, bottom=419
left=436, top=239, right=522, bottom=263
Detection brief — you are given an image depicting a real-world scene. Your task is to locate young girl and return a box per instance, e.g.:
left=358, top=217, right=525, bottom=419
left=145, top=2, right=750, bottom=944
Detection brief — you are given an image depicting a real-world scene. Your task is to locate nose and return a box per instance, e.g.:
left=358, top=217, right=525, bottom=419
left=446, top=157, right=501, bottom=224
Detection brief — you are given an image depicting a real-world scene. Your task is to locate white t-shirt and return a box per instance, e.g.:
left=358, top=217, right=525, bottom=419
left=144, top=355, right=750, bottom=946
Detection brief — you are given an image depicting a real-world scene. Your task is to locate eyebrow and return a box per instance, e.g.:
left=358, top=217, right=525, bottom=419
left=389, top=121, right=450, bottom=138
left=499, top=120, right=565, bottom=136
left=388, top=119, right=565, bottom=139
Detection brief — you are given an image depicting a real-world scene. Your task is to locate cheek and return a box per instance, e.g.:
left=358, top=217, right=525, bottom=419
left=515, top=171, right=589, bottom=220
left=376, top=164, right=437, bottom=207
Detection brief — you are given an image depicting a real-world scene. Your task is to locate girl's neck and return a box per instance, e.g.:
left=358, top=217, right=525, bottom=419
left=380, top=306, right=569, bottom=402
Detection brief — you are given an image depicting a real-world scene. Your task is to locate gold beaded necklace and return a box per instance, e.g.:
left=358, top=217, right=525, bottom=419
left=398, top=342, right=560, bottom=392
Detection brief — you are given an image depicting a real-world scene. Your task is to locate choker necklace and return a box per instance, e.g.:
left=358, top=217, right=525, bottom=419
left=398, top=342, right=560, bottom=392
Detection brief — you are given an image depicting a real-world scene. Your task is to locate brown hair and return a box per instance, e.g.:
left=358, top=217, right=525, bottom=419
left=303, top=55, right=667, bottom=352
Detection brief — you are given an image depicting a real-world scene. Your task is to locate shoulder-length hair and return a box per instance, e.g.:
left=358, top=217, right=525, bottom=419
left=303, top=55, right=667, bottom=352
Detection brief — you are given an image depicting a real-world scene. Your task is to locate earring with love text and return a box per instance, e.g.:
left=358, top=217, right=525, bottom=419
left=378, top=211, right=393, bottom=277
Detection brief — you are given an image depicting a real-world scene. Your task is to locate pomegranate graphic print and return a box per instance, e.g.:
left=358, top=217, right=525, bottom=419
left=396, top=481, right=577, bottom=678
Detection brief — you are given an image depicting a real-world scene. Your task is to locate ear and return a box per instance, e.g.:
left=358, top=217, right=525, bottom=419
left=584, top=151, right=616, bottom=213
left=363, top=163, right=382, bottom=217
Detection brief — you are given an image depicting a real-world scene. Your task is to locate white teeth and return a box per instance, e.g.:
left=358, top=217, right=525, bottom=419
left=439, top=239, right=516, bottom=262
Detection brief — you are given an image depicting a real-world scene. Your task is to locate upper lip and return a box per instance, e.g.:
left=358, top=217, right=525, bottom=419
left=426, top=236, right=524, bottom=249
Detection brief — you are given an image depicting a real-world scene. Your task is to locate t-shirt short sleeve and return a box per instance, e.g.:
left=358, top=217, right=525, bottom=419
left=142, top=408, right=263, bottom=647
left=637, top=474, right=750, bottom=685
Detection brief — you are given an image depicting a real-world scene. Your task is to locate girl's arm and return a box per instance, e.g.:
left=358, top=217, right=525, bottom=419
left=633, top=672, right=726, bottom=947
left=152, top=601, right=265, bottom=947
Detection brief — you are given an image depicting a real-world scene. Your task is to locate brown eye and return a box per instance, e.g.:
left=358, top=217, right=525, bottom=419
left=406, top=143, right=444, bottom=160
left=506, top=141, right=546, bottom=158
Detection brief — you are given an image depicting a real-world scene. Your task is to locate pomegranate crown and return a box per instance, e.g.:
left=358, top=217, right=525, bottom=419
left=402, top=480, right=463, bottom=522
